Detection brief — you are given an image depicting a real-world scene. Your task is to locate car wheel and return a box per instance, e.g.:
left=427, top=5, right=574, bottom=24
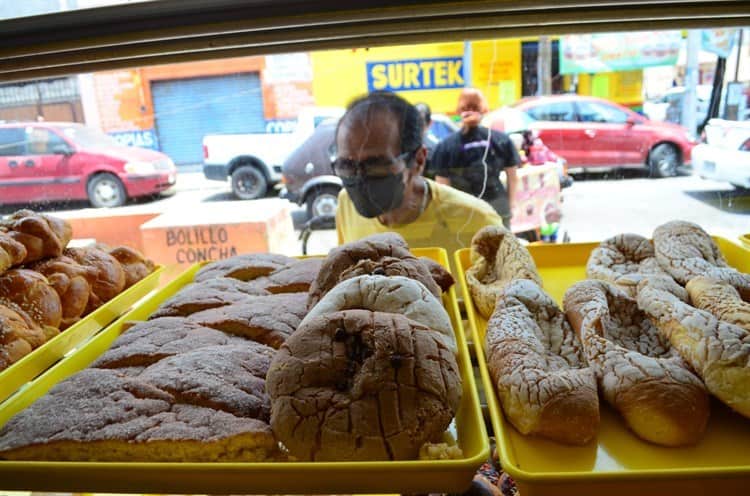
left=87, top=172, right=126, bottom=208
left=231, top=165, right=267, bottom=200
left=648, top=143, right=680, bottom=178
left=306, top=185, right=340, bottom=218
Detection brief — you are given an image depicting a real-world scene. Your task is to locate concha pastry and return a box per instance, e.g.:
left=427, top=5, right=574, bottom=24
left=564, top=279, right=709, bottom=446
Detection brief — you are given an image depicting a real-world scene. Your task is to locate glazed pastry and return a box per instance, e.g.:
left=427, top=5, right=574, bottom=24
left=267, top=309, right=461, bottom=461
left=0, top=303, right=50, bottom=371
left=107, top=246, right=156, bottom=289
left=466, top=225, right=542, bottom=319
left=301, top=275, right=456, bottom=353
left=686, top=277, right=750, bottom=332
left=28, top=255, right=94, bottom=329
left=586, top=233, right=671, bottom=297
left=307, top=232, right=440, bottom=309
left=638, top=277, right=750, bottom=418
left=564, top=279, right=709, bottom=446
left=485, top=279, right=599, bottom=445
left=0, top=232, right=26, bottom=274
left=0, top=269, right=62, bottom=329
left=0, top=210, right=72, bottom=263
left=194, top=253, right=295, bottom=283
left=63, top=247, right=126, bottom=312
left=653, top=220, right=750, bottom=300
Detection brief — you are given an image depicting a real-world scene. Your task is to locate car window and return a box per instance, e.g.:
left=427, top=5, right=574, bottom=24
left=525, top=101, right=576, bottom=122
left=576, top=101, right=629, bottom=124
left=429, top=121, right=455, bottom=140
left=24, top=127, right=67, bottom=154
left=0, top=127, right=26, bottom=156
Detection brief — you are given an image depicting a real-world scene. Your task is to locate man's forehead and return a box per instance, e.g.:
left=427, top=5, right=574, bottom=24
left=338, top=109, right=401, bottom=153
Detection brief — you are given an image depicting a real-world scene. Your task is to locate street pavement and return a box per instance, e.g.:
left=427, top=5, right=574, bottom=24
left=3, top=170, right=748, bottom=254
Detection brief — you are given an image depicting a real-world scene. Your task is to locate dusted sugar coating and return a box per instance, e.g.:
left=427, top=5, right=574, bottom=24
left=564, top=279, right=709, bottom=446
left=302, top=275, right=456, bottom=354
left=267, top=309, right=461, bottom=461
left=91, top=317, right=252, bottom=369
left=0, top=210, right=72, bottom=264
left=638, top=277, right=750, bottom=418
left=252, top=258, right=323, bottom=294
left=0, top=269, right=62, bottom=329
left=586, top=233, right=671, bottom=297
left=0, top=368, right=277, bottom=462
left=687, top=277, right=750, bottom=332
left=485, top=279, right=599, bottom=445
left=653, top=220, right=750, bottom=299
left=0, top=232, right=26, bottom=274
left=194, top=253, right=295, bottom=283
left=188, top=292, right=308, bottom=348
left=64, top=247, right=126, bottom=312
left=307, top=232, right=439, bottom=309
left=0, top=302, right=49, bottom=371
left=107, top=245, right=156, bottom=289
left=418, top=256, right=455, bottom=292
left=336, top=257, right=442, bottom=298
left=150, top=277, right=269, bottom=319
left=29, top=255, right=95, bottom=329
left=466, top=225, right=542, bottom=319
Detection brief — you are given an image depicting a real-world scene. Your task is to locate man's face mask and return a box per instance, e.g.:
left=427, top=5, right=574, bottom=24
left=333, top=151, right=413, bottom=218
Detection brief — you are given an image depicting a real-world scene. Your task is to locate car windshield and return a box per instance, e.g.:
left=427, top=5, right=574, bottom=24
left=55, top=124, right=123, bottom=148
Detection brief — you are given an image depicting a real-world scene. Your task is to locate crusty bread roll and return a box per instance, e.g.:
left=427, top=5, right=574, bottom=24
left=267, top=309, right=461, bottom=461
left=564, top=279, right=709, bottom=446
left=418, top=256, right=455, bottom=292
left=0, top=269, right=62, bottom=329
left=149, top=277, right=268, bottom=319
left=638, top=277, right=750, bottom=418
left=686, top=277, right=750, bottom=332
left=653, top=220, right=750, bottom=300
left=307, top=232, right=440, bottom=309
left=302, top=274, right=456, bottom=353
left=194, top=253, right=295, bottom=283
left=0, top=232, right=26, bottom=274
left=466, top=225, right=542, bottom=319
left=586, top=233, right=671, bottom=297
left=486, top=279, right=599, bottom=445
left=0, top=210, right=72, bottom=264
left=106, top=245, right=156, bottom=289
left=251, top=258, right=323, bottom=294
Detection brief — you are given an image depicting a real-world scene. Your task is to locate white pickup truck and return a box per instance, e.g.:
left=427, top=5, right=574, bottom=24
left=202, top=107, right=343, bottom=200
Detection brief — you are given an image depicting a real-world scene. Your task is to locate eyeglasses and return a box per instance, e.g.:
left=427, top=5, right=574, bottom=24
left=331, top=150, right=415, bottom=179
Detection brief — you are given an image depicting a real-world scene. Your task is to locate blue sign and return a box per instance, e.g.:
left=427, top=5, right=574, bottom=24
left=109, top=129, right=159, bottom=150
left=366, top=57, right=464, bottom=92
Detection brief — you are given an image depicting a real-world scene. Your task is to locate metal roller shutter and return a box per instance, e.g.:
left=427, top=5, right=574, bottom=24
left=151, top=73, right=265, bottom=165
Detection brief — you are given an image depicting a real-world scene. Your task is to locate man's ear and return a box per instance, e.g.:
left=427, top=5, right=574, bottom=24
left=412, top=145, right=427, bottom=176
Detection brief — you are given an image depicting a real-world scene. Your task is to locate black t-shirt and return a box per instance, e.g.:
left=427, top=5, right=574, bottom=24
left=431, top=126, right=520, bottom=200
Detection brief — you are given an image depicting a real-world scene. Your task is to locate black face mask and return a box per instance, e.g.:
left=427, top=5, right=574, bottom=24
left=342, top=172, right=406, bottom=218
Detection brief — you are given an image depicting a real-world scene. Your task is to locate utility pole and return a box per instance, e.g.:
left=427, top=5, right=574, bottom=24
left=537, top=36, right=552, bottom=95
left=683, top=30, right=700, bottom=136
left=463, top=41, right=472, bottom=87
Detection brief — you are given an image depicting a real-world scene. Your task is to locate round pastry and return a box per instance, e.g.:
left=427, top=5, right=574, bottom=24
left=466, top=225, right=542, bottom=319
left=586, top=233, right=671, bottom=297
left=485, top=279, right=599, bottom=445
left=0, top=269, right=62, bottom=329
left=301, top=274, right=456, bottom=353
left=63, top=247, right=126, bottom=312
left=266, top=309, right=461, bottom=461
left=0, top=232, right=27, bottom=274
left=307, top=232, right=439, bottom=309
left=653, top=220, right=750, bottom=300
left=564, top=279, right=709, bottom=446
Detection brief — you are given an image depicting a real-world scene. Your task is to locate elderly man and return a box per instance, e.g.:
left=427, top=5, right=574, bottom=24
left=333, top=91, right=504, bottom=257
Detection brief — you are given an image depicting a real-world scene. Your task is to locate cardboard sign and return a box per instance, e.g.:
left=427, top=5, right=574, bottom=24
left=510, top=164, right=562, bottom=233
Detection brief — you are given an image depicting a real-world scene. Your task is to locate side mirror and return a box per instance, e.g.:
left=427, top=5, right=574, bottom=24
left=52, top=144, right=73, bottom=155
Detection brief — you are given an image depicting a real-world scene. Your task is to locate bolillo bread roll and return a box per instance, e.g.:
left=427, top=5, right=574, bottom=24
left=485, top=279, right=599, bottom=445
left=564, top=279, right=709, bottom=446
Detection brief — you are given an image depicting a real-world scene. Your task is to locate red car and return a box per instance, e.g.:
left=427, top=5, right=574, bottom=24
left=509, top=95, right=696, bottom=177
left=0, top=122, right=176, bottom=208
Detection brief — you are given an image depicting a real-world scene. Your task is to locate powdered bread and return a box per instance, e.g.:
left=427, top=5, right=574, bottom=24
left=466, top=225, right=542, bottom=319
left=564, top=279, right=709, bottom=446
left=485, top=279, right=599, bottom=445
left=149, top=277, right=268, bottom=319
left=194, top=253, right=295, bottom=283
left=252, top=258, right=323, bottom=294
left=686, top=277, right=750, bottom=332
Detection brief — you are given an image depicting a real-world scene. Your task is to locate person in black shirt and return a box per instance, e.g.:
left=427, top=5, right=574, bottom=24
left=431, top=88, right=519, bottom=228
left=415, top=102, right=440, bottom=178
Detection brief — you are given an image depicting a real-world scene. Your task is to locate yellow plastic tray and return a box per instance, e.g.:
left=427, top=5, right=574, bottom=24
left=740, top=233, right=750, bottom=249
left=0, top=267, right=163, bottom=405
left=455, top=237, right=750, bottom=496
left=0, top=248, right=489, bottom=494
